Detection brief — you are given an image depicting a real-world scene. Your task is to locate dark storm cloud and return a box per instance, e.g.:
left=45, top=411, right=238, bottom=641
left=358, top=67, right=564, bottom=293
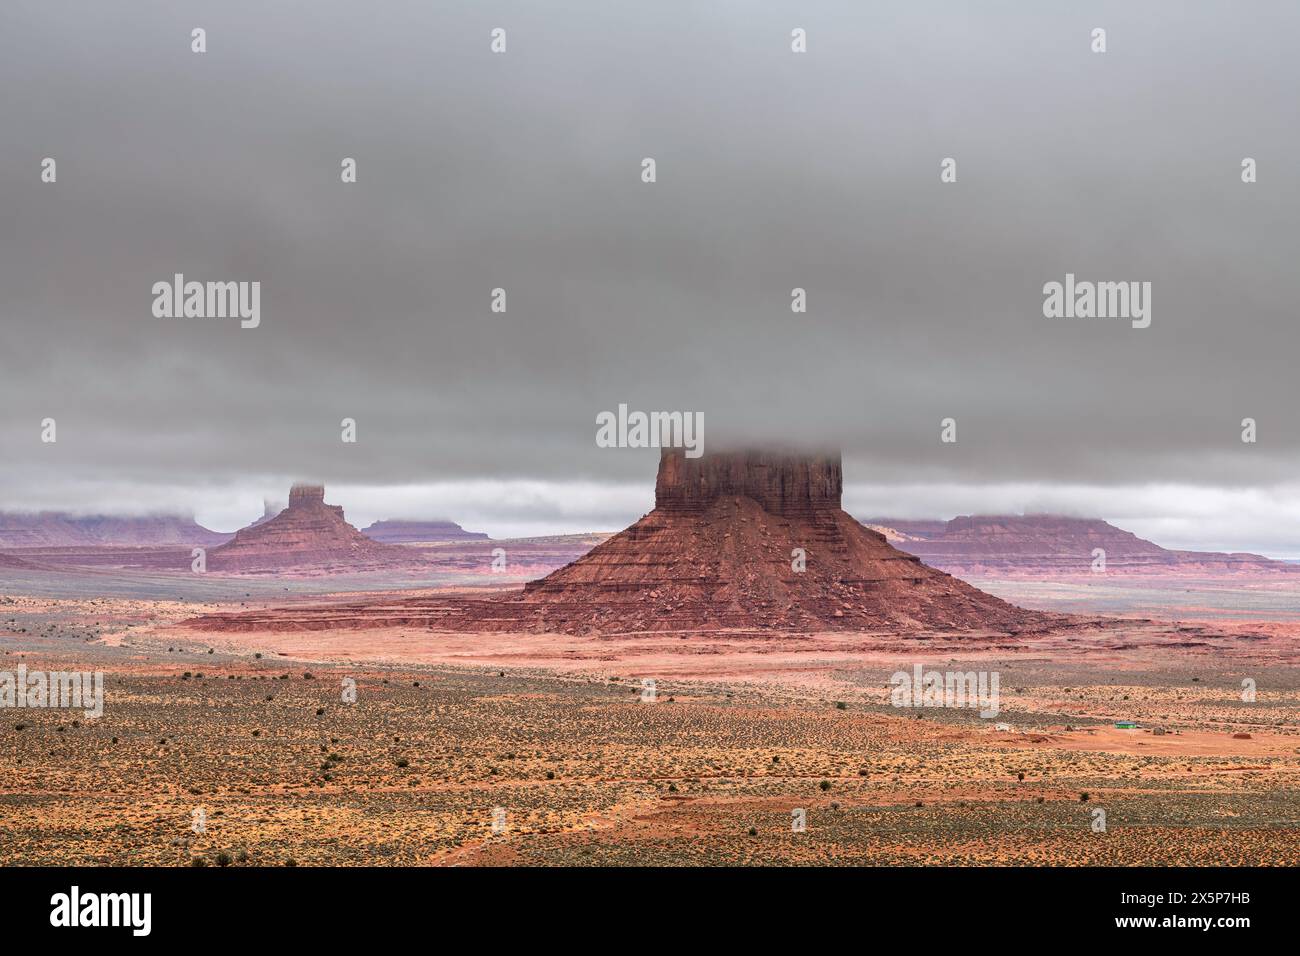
left=2, top=1, right=1297, bottom=512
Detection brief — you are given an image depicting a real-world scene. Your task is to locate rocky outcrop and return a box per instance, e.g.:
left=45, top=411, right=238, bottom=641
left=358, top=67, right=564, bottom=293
left=206, top=484, right=414, bottom=573
left=361, top=519, right=489, bottom=544
left=867, top=514, right=1297, bottom=575
left=502, top=449, right=1048, bottom=633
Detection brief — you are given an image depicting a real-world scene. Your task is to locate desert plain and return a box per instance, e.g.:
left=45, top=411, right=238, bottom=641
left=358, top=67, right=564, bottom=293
left=2, top=566, right=1297, bottom=867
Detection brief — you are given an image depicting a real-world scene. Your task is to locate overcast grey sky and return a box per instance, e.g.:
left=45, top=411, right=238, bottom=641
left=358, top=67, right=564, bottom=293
left=2, top=1, right=1297, bottom=553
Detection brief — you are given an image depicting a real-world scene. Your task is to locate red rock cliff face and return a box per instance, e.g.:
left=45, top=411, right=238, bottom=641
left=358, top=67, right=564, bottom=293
left=654, top=449, right=843, bottom=517
left=287, top=484, right=344, bottom=518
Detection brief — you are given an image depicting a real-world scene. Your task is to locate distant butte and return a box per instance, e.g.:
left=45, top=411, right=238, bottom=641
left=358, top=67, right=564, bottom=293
left=206, top=484, right=415, bottom=573
left=362, top=519, right=488, bottom=544
left=864, top=514, right=1298, bottom=575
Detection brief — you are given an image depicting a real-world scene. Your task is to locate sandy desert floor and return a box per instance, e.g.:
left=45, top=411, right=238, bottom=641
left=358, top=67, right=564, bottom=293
left=2, top=575, right=1298, bottom=866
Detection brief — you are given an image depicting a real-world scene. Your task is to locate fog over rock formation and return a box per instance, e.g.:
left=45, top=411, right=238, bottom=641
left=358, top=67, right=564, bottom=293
left=360, top=519, right=488, bottom=544
left=653, top=449, right=843, bottom=517
left=0, top=512, right=229, bottom=549
left=865, top=514, right=1298, bottom=574
left=508, top=449, right=1053, bottom=633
